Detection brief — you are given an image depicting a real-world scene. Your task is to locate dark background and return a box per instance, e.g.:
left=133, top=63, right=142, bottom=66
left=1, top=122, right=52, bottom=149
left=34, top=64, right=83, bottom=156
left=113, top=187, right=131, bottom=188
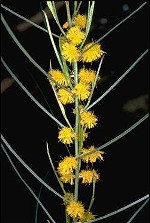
left=1, top=0, right=149, bottom=222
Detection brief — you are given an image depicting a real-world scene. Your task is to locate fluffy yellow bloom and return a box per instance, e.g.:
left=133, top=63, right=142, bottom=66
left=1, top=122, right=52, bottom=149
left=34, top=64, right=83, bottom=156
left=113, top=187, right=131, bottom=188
left=66, top=200, right=85, bottom=219
left=80, top=111, right=98, bottom=129
left=57, top=156, right=78, bottom=175
left=73, top=14, right=87, bottom=29
left=57, top=88, right=74, bottom=105
left=48, top=69, right=68, bottom=86
left=79, top=68, right=96, bottom=84
left=61, top=42, right=81, bottom=63
left=60, top=173, right=75, bottom=185
left=79, top=169, right=99, bottom=184
left=58, top=127, right=76, bottom=144
left=72, top=83, right=91, bottom=100
left=81, top=146, right=104, bottom=163
left=82, top=42, right=104, bottom=62
left=80, top=211, right=95, bottom=222
left=66, top=26, right=85, bottom=45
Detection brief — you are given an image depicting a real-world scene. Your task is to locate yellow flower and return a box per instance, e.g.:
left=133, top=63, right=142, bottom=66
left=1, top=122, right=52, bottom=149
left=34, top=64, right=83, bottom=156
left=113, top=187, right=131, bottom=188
left=81, top=146, right=104, bottom=163
left=60, top=173, right=75, bottom=185
left=72, top=83, right=91, bottom=100
left=48, top=69, right=68, bottom=86
left=79, top=68, right=96, bottom=84
left=66, top=200, right=85, bottom=219
left=66, top=26, right=85, bottom=45
left=57, top=156, right=78, bottom=175
left=79, top=169, right=99, bottom=184
left=57, top=88, right=74, bottom=105
left=61, top=42, right=81, bottom=63
left=58, top=127, right=76, bottom=144
left=80, top=211, right=95, bottom=222
left=80, top=111, right=98, bottom=129
left=73, top=14, right=87, bottom=29
left=82, top=42, right=104, bottom=62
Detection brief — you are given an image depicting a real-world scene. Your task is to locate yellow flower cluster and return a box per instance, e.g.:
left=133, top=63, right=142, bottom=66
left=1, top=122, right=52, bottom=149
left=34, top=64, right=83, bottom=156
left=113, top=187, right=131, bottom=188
left=72, top=83, right=91, bottom=101
left=48, top=69, right=68, bottom=86
left=82, top=42, right=104, bottom=63
left=66, top=200, right=85, bottom=219
left=58, top=127, right=76, bottom=144
left=73, top=14, right=87, bottom=29
left=80, top=110, right=98, bottom=129
left=79, top=169, right=99, bottom=184
left=66, top=199, right=95, bottom=221
left=79, top=68, right=96, bottom=84
left=81, top=146, right=104, bottom=163
left=66, top=26, right=85, bottom=45
left=61, top=14, right=104, bottom=63
left=57, top=156, right=77, bottom=185
left=57, top=88, right=74, bottom=105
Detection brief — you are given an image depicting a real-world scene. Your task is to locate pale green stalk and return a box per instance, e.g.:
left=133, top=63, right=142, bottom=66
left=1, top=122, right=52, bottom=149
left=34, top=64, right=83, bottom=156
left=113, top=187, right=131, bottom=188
left=1, top=4, right=59, bottom=37
left=127, top=198, right=149, bottom=223
left=1, top=134, right=64, bottom=199
left=1, top=144, right=56, bottom=223
left=47, top=1, right=66, bottom=36
left=1, top=57, right=65, bottom=128
left=1, top=14, right=70, bottom=91
left=51, top=84, right=73, bottom=130
left=82, top=2, right=147, bottom=53
left=73, top=62, right=80, bottom=201
left=65, top=1, right=72, bottom=27
left=84, top=54, right=105, bottom=110
left=85, top=195, right=149, bottom=222
left=80, top=1, right=95, bottom=48
left=78, top=113, right=149, bottom=159
left=46, top=142, right=66, bottom=194
left=87, top=179, right=96, bottom=212
left=86, top=49, right=149, bottom=110
left=43, top=10, right=64, bottom=71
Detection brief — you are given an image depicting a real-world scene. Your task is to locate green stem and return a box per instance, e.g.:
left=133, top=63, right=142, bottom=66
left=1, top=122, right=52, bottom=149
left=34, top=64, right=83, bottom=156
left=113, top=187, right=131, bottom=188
left=73, top=62, right=80, bottom=201
left=84, top=54, right=105, bottom=110
left=82, top=2, right=147, bottom=53
left=46, top=142, right=66, bottom=194
left=65, top=1, right=72, bottom=28
left=87, top=179, right=96, bottom=212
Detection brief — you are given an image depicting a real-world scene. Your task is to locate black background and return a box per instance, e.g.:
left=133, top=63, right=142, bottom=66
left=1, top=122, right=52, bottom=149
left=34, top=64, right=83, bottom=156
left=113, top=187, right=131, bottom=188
left=1, top=0, right=149, bottom=222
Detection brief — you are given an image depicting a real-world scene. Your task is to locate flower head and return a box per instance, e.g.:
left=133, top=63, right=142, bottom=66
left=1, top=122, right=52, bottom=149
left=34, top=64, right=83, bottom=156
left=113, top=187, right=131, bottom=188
left=61, top=42, right=81, bottom=63
left=66, top=26, right=85, bottom=45
left=79, top=169, right=99, bottom=184
left=48, top=69, right=68, bottom=86
left=66, top=200, right=85, bottom=219
left=82, top=42, right=104, bottom=62
left=57, top=156, right=78, bottom=175
left=57, top=88, right=74, bottom=105
left=81, top=146, right=104, bottom=163
left=80, top=111, right=98, bottom=129
left=58, top=127, right=76, bottom=144
left=79, top=68, right=96, bottom=84
left=60, top=173, right=75, bottom=185
left=72, top=83, right=91, bottom=100
left=73, top=14, right=87, bottom=29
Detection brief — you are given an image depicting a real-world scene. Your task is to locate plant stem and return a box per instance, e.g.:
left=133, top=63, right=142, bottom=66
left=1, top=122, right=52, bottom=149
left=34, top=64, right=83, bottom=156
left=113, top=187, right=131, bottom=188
left=87, top=180, right=96, bottom=212
left=65, top=1, right=72, bottom=28
left=73, top=62, right=80, bottom=201
left=46, top=142, right=66, bottom=194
